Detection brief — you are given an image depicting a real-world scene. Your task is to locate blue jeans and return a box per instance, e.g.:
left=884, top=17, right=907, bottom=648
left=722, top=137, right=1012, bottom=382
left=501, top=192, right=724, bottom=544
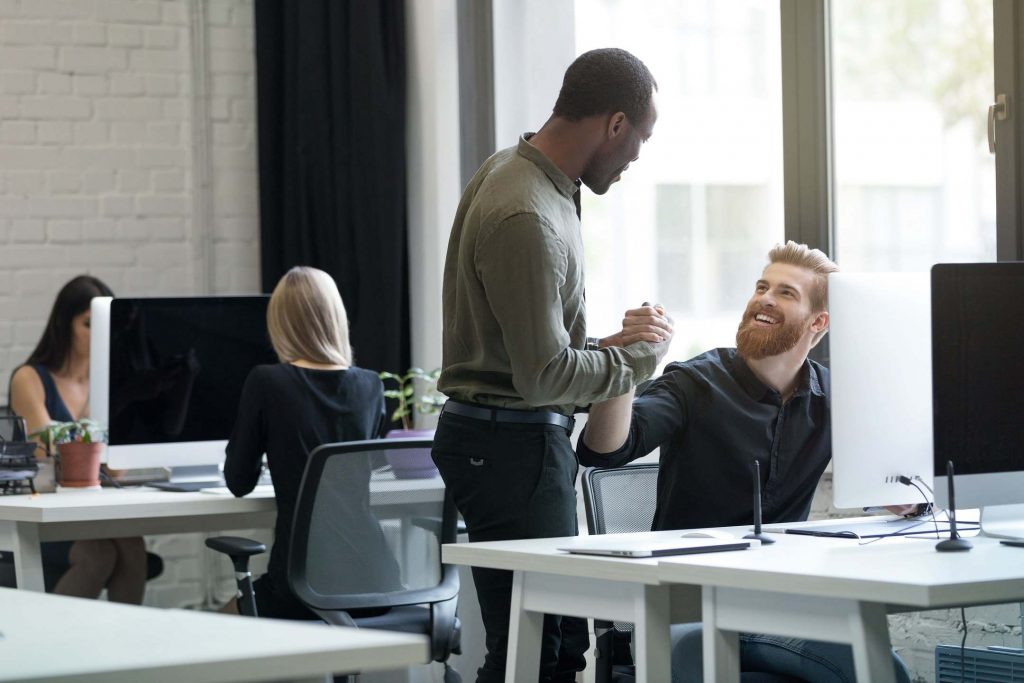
left=670, top=622, right=912, bottom=683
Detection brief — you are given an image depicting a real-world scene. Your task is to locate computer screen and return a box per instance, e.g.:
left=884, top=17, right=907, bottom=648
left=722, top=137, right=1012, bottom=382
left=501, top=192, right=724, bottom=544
left=90, top=296, right=276, bottom=470
left=828, top=272, right=933, bottom=508
left=932, top=262, right=1024, bottom=537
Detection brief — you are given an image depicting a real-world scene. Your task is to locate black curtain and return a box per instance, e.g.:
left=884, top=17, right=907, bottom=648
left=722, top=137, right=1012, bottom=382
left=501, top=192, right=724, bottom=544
left=255, top=0, right=409, bottom=375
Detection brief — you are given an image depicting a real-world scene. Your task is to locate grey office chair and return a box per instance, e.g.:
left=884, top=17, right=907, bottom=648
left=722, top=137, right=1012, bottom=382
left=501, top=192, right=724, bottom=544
left=206, top=438, right=462, bottom=683
left=581, top=465, right=803, bottom=683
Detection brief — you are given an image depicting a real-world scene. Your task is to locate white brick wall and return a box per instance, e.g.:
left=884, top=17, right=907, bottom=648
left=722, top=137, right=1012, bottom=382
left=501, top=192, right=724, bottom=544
left=0, top=0, right=260, bottom=384
left=1, top=0, right=260, bottom=611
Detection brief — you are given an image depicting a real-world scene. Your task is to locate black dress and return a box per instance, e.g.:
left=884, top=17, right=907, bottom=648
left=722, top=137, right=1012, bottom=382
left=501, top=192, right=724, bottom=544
left=224, top=363, right=386, bottom=619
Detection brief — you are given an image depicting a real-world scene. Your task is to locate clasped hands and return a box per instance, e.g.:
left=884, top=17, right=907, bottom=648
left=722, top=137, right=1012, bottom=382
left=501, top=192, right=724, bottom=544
left=598, top=303, right=674, bottom=360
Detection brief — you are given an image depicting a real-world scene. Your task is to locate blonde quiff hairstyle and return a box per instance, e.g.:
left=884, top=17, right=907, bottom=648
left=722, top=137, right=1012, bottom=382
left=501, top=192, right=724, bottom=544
left=267, top=266, right=352, bottom=366
left=766, top=241, right=839, bottom=346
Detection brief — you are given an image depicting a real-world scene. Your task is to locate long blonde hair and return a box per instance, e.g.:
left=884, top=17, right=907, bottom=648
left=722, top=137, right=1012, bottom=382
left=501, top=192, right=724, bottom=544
left=267, top=266, right=352, bottom=366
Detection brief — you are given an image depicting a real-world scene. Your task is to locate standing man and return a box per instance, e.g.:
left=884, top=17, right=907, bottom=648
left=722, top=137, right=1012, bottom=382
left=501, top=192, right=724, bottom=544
left=432, top=48, right=672, bottom=683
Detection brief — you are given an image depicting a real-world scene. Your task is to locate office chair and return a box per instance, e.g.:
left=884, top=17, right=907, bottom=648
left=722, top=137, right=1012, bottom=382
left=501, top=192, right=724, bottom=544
left=206, top=438, right=462, bottom=683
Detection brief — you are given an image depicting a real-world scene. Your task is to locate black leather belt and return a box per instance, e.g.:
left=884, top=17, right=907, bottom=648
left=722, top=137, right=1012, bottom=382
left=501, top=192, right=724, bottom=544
left=442, top=401, right=574, bottom=430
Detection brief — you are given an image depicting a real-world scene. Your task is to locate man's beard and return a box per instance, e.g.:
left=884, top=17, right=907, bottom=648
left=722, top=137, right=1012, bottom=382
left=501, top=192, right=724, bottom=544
left=735, top=306, right=809, bottom=360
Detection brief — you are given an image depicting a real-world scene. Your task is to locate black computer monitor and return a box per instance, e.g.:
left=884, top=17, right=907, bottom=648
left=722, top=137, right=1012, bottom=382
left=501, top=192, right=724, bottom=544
left=932, top=262, right=1024, bottom=539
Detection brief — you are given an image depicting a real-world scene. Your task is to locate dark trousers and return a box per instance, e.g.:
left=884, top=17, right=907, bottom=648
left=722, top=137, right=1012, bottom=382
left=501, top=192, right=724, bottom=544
left=433, top=412, right=589, bottom=683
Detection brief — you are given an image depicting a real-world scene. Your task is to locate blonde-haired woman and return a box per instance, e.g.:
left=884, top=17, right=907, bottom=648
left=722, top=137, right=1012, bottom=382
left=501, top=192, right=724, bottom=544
left=223, top=266, right=386, bottom=618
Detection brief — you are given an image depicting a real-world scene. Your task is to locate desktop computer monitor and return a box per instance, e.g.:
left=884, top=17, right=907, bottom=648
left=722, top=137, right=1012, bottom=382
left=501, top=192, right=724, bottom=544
left=932, top=262, right=1024, bottom=538
left=90, top=296, right=276, bottom=475
left=829, top=272, right=933, bottom=509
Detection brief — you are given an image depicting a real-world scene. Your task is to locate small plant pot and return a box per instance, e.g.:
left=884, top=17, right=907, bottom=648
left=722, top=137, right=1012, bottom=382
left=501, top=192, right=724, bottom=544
left=56, top=442, right=102, bottom=488
left=384, top=429, right=438, bottom=479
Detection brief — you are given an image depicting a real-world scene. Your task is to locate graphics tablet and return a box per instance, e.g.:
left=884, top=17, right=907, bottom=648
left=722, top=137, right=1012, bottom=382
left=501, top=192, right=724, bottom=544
left=558, top=535, right=750, bottom=558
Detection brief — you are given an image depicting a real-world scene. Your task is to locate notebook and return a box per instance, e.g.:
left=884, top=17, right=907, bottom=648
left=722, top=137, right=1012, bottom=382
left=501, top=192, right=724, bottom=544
left=558, top=535, right=750, bottom=558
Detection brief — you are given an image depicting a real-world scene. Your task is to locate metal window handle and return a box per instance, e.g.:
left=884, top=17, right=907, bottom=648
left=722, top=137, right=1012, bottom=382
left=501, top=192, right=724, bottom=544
left=988, top=93, right=1009, bottom=154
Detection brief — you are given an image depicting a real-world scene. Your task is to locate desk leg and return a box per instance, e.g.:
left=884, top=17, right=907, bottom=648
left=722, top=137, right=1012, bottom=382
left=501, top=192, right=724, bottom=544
left=702, top=587, right=740, bottom=683
left=849, top=601, right=897, bottom=683
left=632, top=584, right=671, bottom=683
left=3, top=521, right=45, bottom=592
left=505, top=570, right=543, bottom=683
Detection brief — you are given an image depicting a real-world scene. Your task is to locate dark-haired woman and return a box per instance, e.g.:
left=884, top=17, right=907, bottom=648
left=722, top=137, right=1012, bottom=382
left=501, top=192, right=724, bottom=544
left=9, top=275, right=148, bottom=602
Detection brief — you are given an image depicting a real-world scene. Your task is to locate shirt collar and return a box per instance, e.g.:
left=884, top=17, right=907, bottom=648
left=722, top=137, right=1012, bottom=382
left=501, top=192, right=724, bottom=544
left=518, top=133, right=580, bottom=200
left=730, top=351, right=824, bottom=401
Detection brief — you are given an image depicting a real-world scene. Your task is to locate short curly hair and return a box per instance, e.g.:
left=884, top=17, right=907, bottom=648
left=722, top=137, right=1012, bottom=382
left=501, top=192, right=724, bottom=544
left=552, top=48, right=657, bottom=125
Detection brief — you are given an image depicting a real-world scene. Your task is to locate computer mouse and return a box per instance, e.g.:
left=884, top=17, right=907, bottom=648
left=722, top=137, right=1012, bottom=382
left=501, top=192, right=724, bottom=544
left=679, top=529, right=735, bottom=540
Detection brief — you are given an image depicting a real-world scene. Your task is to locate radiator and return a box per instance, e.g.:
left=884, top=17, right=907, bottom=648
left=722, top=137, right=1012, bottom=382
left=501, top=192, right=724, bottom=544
left=935, top=645, right=1024, bottom=682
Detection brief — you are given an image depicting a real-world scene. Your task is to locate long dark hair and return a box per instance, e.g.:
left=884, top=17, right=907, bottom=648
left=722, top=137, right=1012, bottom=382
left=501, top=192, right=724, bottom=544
left=27, top=275, right=114, bottom=371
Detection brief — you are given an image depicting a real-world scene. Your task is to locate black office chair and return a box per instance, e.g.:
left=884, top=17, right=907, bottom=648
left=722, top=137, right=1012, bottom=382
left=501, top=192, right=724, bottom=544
left=206, top=438, right=462, bottom=682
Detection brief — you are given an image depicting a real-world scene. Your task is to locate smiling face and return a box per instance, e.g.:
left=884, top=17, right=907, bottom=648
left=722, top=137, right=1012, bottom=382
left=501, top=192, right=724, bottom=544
left=580, top=95, right=657, bottom=195
left=736, top=263, right=825, bottom=360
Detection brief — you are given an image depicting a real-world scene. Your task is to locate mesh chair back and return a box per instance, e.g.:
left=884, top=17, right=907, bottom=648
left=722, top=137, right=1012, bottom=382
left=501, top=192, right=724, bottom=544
left=287, top=438, right=458, bottom=612
left=582, top=464, right=659, bottom=535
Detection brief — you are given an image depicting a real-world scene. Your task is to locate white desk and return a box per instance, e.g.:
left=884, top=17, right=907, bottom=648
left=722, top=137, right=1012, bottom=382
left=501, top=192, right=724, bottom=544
left=0, top=586, right=429, bottom=683
left=656, top=532, right=1024, bottom=683
left=444, top=523, right=1024, bottom=683
left=1, top=475, right=445, bottom=591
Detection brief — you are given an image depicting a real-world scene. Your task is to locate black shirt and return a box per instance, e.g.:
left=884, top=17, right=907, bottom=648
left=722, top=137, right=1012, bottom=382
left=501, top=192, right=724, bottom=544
left=576, top=348, right=831, bottom=532
left=224, top=364, right=386, bottom=583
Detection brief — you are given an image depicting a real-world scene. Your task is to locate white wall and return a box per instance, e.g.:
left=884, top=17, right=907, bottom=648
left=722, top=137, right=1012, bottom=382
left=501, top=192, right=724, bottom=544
left=0, top=0, right=260, bottom=391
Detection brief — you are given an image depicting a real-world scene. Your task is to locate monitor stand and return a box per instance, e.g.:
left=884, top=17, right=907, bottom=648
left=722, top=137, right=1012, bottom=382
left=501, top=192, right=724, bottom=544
left=979, top=503, right=1024, bottom=540
left=147, top=464, right=223, bottom=492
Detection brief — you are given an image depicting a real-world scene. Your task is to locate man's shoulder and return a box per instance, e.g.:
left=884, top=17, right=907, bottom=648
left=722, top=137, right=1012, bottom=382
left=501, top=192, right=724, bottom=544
left=473, top=147, right=566, bottom=219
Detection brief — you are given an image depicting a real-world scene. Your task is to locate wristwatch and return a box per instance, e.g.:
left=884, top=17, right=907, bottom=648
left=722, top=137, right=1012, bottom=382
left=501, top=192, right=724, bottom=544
left=585, top=337, right=601, bottom=351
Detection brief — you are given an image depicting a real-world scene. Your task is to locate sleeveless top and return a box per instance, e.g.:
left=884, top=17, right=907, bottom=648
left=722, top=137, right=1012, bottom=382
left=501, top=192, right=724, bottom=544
left=27, top=364, right=75, bottom=423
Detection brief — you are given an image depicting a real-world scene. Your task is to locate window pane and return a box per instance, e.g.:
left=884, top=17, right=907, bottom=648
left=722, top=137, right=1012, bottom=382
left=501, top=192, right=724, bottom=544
left=575, top=1, right=784, bottom=363
left=831, top=0, right=996, bottom=270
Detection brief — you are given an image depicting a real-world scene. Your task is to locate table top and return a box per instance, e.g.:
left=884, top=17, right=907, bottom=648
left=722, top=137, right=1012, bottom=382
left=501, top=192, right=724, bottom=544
left=0, top=587, right=429, bottom=683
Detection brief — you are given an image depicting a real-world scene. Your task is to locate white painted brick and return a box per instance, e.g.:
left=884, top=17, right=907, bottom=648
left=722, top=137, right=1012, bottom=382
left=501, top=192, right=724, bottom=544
left=114, top=218, right=151, bottom=242
left=231, top=2, right=253, bottom=28
left=72, top=121, right=108, bottom=145
left=212, top=122, right=248, bottom=147
left=48, top=220, right=82, bottom=243
left=4, top=245, right=58, bottom=267
left=208, top=48, right=251, bottom=74
left=15, top=321, right=45, bottom=344
left=112, top=121, right=149, bottom=145
left=11, top=219, right=45, bottom=243
left=94, top=96, right=162, bottom=121
left=210, top=73, right=248, bottom=98
left=72, top=22, right=108, bottom=46
left=147, top=121, right=181, bottom=146
left=128, top=48, right=183, bottom=73
left=49, top=170, right=82, bottom=193
left=7, top=172, right=45, bottom=195
left=59, top=46, right=129, bottom=74
left=230, top=98, right=254, bottom=122
left=1, top=122, right=37, bottom=144
left=63, top=147, right=137, bottom=170
left=208, top=26, right=252, bottom=52
left=0, top=98, right=18, bottom=118
left=109, top=73, right=144, bottom=95
left=0, top=323, right=12, bottom=346
left=152, top=169, right=185, bottom=193
left=20, top=96, right=91, bottom=120
left=149, top=217, right=185, bottom=241
left=82, top=170, right=116, bottom=193
left=0, top=197, right=30, bottom=218
left=98, top=0, right=161, bottom=24
left=37, top=71, right=73, bottom=95
left=137, top=194, right=187, bottom=216
left=206, top=2, right=232, bottom=26
left=160, top=1, right=189, bottom=26
left=101, top=196, right=135, bottom=217
left=0, top=21, right=73, bottom=46
left=158, top=267, right=190, bottom=292
left=73, top=74, right=108, bottom=96
left=116, top=169, right=151, bottom=193
left=2, top=70, right=35, bottom=94
left=0, top=46, right=57, bottom=69
left=138, top=147, right=188, bottom=168
left=144, top=26, right=179, bottom=49
left=124, top=267, right=160, bottom=291
left=138, top=242, right=186, bottom=268
left=15, top=0, right=95, bottom=20
left=211, top=147, right=256, bottom=172
left=163, top=98, right=188, bottom=120
left=107, top=24, right=143, bottom=47
left=28, top=196, right=96, bottom=218
left=76, top=243, right=135, bottom=266
left=82, top=219, right=116, bottom=241
left=37, top=121, right=73, bottom=145
left=144, top=74, right=179, bottom=96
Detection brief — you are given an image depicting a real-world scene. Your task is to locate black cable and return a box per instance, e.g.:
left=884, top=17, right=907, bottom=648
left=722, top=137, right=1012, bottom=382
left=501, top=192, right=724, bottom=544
left=906, top=480, right=940, bottom=538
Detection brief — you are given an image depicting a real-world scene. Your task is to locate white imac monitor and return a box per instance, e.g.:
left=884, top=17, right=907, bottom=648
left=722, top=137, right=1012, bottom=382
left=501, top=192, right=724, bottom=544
left=90, top=295, right=275, bottom=474
left=932, top=263, right=1024, bottom=539
left=829, top=272, right=933, bottom=508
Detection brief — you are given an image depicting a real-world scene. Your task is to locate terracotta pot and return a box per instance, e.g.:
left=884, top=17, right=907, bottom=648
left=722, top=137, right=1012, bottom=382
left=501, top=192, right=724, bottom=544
left=57, top=441, right=102, bottom=488
left=383, top=428, right=438, bottom=479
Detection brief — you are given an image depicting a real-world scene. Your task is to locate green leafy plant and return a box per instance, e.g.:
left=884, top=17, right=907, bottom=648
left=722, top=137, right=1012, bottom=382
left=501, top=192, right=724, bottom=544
left=379, top=367, right=444, bottom=430
left=30, top=418, right=107, bottom=453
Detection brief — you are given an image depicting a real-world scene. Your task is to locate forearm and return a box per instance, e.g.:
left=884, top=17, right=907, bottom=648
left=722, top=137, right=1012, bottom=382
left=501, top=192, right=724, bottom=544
left=582, top=388, right=636, bottom=454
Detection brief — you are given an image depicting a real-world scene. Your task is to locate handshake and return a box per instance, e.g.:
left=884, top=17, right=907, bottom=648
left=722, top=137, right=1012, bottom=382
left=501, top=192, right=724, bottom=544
left=593, top=302, right=675, bottom=364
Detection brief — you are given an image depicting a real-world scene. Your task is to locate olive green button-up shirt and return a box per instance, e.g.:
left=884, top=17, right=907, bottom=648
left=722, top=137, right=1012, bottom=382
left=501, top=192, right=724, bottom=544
left=438, top=135, right=658, bottom=416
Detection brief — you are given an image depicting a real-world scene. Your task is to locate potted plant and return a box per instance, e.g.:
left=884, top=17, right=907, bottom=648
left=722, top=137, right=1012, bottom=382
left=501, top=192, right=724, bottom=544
left=31, top=418, right=106, bottom=489
left=379, top=367, right=445, bottom=479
